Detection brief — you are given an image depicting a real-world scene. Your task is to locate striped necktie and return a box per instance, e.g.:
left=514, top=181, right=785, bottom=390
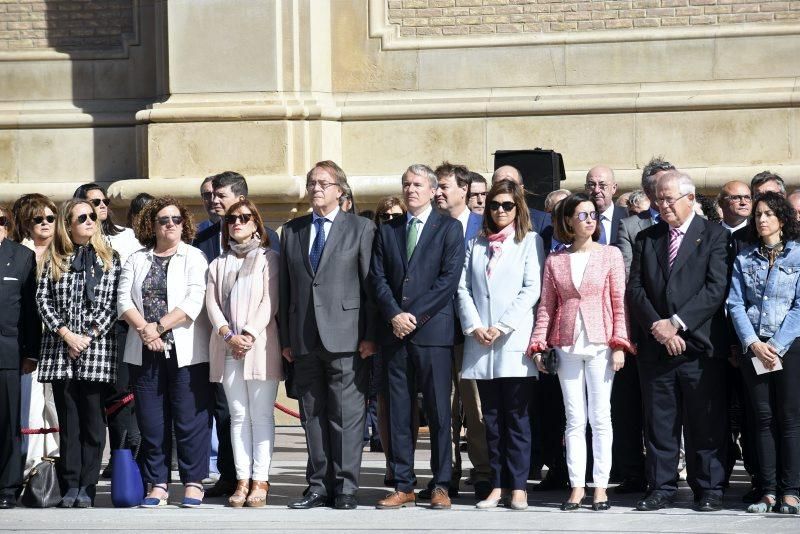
left=668, top=227, right=683, bottom=269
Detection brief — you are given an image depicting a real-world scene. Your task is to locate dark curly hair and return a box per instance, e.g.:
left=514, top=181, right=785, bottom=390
left=133, top=196, right=195, bottom=249
left=744, top=191, right=800, bottom=244
left=695, top=194, right=721, bottom=223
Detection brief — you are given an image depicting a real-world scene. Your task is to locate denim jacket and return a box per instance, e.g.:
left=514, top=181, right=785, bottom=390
left=727, top=240, right=800, bottom=356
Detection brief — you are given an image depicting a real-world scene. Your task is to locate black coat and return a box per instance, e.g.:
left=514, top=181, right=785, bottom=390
left=0, top=239, right=40, bottom=370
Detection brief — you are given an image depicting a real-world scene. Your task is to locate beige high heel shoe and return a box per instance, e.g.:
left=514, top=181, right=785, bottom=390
left=246, top=480, right=270, bottom=507
left=228, top=479, right=250, bottom=508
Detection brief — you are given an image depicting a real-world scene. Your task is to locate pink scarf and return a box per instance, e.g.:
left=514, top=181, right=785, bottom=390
left=486, top=223, right=515, bottom=277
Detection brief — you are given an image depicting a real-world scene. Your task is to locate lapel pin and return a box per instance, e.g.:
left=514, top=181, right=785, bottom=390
left=696, top=238, right=702, bottom=244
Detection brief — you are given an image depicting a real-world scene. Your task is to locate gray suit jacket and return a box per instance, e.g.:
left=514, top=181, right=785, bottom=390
left=616, top=210, right=658, bottom=276
left=279, top=211, right=377, bottom=355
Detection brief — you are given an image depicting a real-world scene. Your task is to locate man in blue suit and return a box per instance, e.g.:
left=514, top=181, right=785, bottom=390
left=430, top=162, right=491, bottom=501
left=371, top=164, right=466, bottom=510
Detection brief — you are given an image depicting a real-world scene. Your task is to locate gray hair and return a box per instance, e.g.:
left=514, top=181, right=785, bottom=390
left=544, top=188, right=571, bottom=212
left=627, top=189, right=649, bottom=210
left=641, top=156, right=676, bottom=196
left=659, top=170, right=695, bottom=198
left=402, top=164, right=438, bottom=189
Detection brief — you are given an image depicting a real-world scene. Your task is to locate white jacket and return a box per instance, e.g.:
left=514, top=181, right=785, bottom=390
left=117, top=241, right=211, bottom=368
left=456, top=232, right=544, bottom=380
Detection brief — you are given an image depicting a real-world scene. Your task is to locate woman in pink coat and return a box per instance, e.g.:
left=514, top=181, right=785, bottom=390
left=206, top=199, right=283, bottom=508
left=528, top=193, right=634, bottom=512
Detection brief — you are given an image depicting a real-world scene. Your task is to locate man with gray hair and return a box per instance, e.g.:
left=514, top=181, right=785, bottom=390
left=628, top=170, right=731, bottom=512
left=371, top=164, right=465, bottom=510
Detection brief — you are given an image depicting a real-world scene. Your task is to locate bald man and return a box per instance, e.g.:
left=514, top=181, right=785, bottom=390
left=718, top=181, right=752, bottom=234
left=491, top=165, right=550, bottom=243
left=584, top=165, right=627, bottom=245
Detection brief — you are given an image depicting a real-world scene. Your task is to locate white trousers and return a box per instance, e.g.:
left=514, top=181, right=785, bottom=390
left=556, top=348, right=615, bottom=488
left=222, top=357, right=279, bottom=481
left=21, top=369, right=59, bottom=472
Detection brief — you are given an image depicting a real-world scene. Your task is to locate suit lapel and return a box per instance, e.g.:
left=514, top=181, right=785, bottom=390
left=393, top=217, right=408, bottom=270
left=0, top=240, right=14, bottom=279
left=315, top=211, right=346, bottom=275
left=409, top=209, right=441, bottom=272
left=298, top=215, right=313, bottom=277
left=651, top=222, right=670, bottom=280
left=669, top=216, right=704, bottom=278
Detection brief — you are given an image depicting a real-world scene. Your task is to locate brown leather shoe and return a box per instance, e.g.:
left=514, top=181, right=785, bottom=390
left=430, top=487, right=452, bottom=509
left=228, top=480, right=250, bottom=508
left=246, top=480, right=269, bottom=508
left=376, top=491, right=416, bottom=509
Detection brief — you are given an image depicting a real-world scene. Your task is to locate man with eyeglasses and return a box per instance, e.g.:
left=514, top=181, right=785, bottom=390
left=628, top=170, right=731, bottom=512
left=280, top=161, right=377, bottom=510
left=0, top=206, right=41, bottom=508
left=467, top=173, right=487, bottom=215
left=430, top=162, right=491, bottom=502
left=584, top=165, right=627, bottom=246
left=196, top=176, right=219, bottom=233
left=718, top=181, right=752, bottom=234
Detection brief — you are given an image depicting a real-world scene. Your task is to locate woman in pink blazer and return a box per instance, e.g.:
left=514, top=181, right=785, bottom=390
left=206, top=200, right=283, bottom=508
left=528, top=193, right=634, bottom=512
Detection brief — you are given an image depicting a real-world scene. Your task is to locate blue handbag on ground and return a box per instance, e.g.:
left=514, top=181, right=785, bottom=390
left=110, top=448, right=145, bottom=507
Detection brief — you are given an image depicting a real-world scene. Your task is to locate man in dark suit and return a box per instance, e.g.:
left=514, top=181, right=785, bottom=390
left=192, top=171, right=280, bottom=498
left=0, top=212, right=41, bottom=509
left=431, top=162, right=490, bottom=501
left=585, top=165, right=627, bottom=246
left=628, top=170, right=731, bottom=512
left=280, top=161, right=377, bottom=510
left=371, top=164, right=465, bottom=510
left=612, top=157, right=675, bottom=494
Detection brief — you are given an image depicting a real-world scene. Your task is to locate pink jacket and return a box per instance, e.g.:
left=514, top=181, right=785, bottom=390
left=528, top=246, right=635, bottom=354
left=206, top=249, right=284, bottom=382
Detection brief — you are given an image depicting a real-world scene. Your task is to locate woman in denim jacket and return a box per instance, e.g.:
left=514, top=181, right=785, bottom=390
left=727, top=191, right=800, bottom=515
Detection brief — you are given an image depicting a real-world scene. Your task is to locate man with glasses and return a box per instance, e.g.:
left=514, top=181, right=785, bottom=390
left=467, top=173, right=487, bottom=215
left=584, top=165, right=627, bottom=246
left=718, top=181, right=752, bottom=234
left=628, top=170, right=731, bottom=512
left=197, top=176, right=219, bottom=232
left=280, top=161, right=377, bottom=510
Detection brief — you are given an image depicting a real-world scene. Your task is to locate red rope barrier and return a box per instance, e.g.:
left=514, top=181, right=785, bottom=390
left=21, top=427, right=59, bottom=435
left=274, top=402, right=300, bottom=419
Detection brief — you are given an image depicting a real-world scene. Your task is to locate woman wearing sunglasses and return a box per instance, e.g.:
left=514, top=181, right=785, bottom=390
left=36, top=199, right=121, bottom=507
left=455, top=180, right=544, bottom=510
left=117, top=196, right=212, bottom=508
left=205, top=200, right=282, bottom=508
left=13, top=195, right=61, bottom=472
left=528, top=193, right=634, bottom=512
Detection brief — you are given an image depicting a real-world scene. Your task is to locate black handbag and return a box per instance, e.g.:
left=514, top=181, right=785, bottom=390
left=20, top=457, right=61, bottom=508
left=543, top=348, right=559, bottom=375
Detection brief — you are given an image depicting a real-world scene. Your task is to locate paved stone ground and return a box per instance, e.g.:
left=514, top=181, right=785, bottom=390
left=2, top=427, right=799, bottom=533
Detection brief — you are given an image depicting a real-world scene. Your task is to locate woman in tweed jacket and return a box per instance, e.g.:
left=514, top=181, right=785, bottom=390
left=36, top=199, right=120, bottom=508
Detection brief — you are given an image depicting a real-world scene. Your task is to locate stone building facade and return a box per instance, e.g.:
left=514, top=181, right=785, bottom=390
left=0, top=0, right=798, bottom=221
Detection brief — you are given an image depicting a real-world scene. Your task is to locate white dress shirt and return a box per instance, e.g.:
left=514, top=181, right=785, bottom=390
left=406, top=203, right=433, bottom=250
left=308, top=205, right=340, bottom=255
left=455, top=205, right=471, bottom=237
left=721, top=219, right=747, bottom=234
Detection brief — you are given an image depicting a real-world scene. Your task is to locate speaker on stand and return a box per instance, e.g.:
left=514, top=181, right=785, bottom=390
left=493, top=148, right=566, bottom=211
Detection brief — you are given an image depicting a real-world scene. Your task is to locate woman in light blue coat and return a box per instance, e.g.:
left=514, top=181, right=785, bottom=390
left=456, top=180, right=544, bottom=510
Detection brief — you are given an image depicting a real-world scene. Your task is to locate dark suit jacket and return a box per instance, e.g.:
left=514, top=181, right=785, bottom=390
left=279, top=211, right=377, bottom=355
left=0, top=239, right=41, bottom=369
left=464, top=211, right=482, bottom=247
left=616, top=210, right=657, bottom=276
left=605, top=204, right=628, bottom=245
left=627, top=216, right=731, bottom=361
left=530, top=208, right=548, bottom=235
left=370, top=209, right=465, bottom=347
left=193, top=221, right=280, bottom=261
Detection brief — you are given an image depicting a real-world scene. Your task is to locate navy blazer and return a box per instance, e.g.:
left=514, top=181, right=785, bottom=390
left=464, top=211, right=482, bottom=247
left=530, top=208, right=549, bottom=235
left=193, top=221, right=280, bottom=261
left=0, top=239, right=41, bottom=369
left=370, top=209, right=466, bottom=347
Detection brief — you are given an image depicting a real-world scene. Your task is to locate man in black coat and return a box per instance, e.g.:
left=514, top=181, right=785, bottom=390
left=0, top=213, right=41, bottom=509
left=628, top=171, right=731, bottom=512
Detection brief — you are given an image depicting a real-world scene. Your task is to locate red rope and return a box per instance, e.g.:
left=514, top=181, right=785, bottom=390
left=274, top=402, right=300, bottom=419
left=105, top=393, right=135, bottom=417
left=21, top=427, right=59, bottom=435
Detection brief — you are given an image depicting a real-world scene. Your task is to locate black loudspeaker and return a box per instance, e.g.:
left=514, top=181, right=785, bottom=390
left=493, top=149, right=566, bottom=211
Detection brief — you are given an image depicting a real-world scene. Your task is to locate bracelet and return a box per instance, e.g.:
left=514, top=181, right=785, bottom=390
left=223, top=330, right=234, bottom=343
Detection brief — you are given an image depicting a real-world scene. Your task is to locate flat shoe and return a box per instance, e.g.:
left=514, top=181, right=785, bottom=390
left=475, top=497, right=501, bottom=509
left=592, top=501, right=610, bottom=511
left=560, top=497, right=585, bottom=511
left=508, top=499, right=528, bottom=510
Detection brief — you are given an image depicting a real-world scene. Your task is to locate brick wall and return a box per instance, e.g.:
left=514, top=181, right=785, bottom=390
left=0, top=0, right=134, bottom=50
left=388, top=0, right=800, bottom=36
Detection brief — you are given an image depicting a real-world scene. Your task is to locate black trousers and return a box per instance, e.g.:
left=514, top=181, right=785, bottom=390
left=106, top=323, right=140, bottom=451
left=0, top=368, right=22, bottom=497
left=478, top=377, right=533, bottom=490
left=610, top=353, right=645, bottom=482
left=131, top=349, right=212, bottom=484
left=638, top=356, right=727, bottom=498
left=212, top=382, right=236, bottom=482
left=294, top=347, right=367, bottom=497
left=530, top=373, right=567, bottom=480
left=385, top=343, right=452, bottom=493
left=51, top=379, right=109, bottom=491
left=740, top=340, right=800, bottom=497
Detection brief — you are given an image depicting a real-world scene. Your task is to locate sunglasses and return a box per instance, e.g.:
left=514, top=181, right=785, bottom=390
left=74, top=212, right=98, bottom=224
left=225, top=213, right=253, bottom=225
left=200, top=192, right=213, bottom=201
left=33, top=215, right=56, bottom=225
left=0, top=216, right=7, bottom=227
left=488, top=201, right=516, bottom=212
left=575, top=211, right=598, bottom=221
left=378, top=212, right=400, bottom=222
left=157, top=215, right=184, bottom=226
left=90, top=198, right=111, bottom=207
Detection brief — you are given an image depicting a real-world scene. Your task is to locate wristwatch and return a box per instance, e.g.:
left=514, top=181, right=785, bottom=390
left=156, top=321, right=166, bottom=336
left=669, top=316, right=683, bottom=331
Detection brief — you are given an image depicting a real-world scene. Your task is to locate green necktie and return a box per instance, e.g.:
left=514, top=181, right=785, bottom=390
left=406, top=217, right=419, bottom=259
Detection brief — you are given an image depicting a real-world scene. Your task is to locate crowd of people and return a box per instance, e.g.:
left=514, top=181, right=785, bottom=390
left=0, top=157, right=799, bottom=516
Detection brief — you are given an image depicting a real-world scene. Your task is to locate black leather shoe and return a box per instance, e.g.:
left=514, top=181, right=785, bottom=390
left=205, top=479, right=237, bottom=498
left=473, top=481, right=492, bottom=501
left=418, top=486, right=459, bottom=500
left=592, top=501, right=610, bottom=511
left=288, top=492, right=328, bottom=509
left=636, top=493, right=673, bottom=511
left=560, top=497, right=585, bottom=511
left=0, top=495, right=16, bottom=509
left=614, top=478, right=647, bottom=494
left=334, top=494, right=358, bottom=510
left=695, top=495, right=723, bottom=512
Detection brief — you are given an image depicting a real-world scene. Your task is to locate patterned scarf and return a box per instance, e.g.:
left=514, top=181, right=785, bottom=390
left=486, top=223, right=515, bottom=277
left=221, top=236, right=263, bottom=334
left=71, top=244, right=100, bottom=304
left=760, top=240, right=784, bottom=268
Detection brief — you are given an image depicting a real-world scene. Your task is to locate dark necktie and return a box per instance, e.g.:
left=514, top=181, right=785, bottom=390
left=309, top=218, right=327, bottom=273
left=598, top=215, right=608, bottom=245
